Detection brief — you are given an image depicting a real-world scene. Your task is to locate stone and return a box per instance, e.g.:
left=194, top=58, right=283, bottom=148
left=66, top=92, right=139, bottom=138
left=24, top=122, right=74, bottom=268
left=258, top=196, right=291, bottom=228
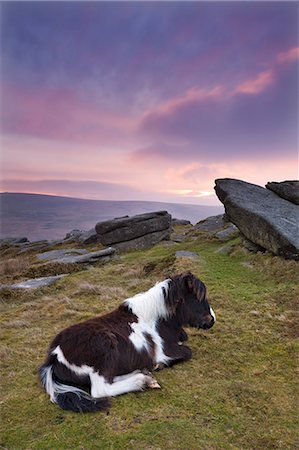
left=215, top=224, right=239, bottom=241
left=63, top=248, right=116, bottom=264
left=266, top=181, right=299, bottom=205
left=13, top=237, right=29, bottom=244
left=241, top=236, right=265, bottom=253
left=65, top=229, right=85, bottom=239
left=171, top=234, right=187, bottom=243
left=194, top=215, right=227, bottom=232
left=158, top=240, right=177, bottom=248
left=0, top=237, right=29, bottom=246
left=215, top=245, right=233, bottom=255
left=214, top=178, right=299, bottom=260
left=95, top=211, right=172, bottom=250
left=1, top=274, right=67, bottom=290
left=175, top=251, right=199, bottom=260
left=112, top=231, right=170, bottom=252
left=37, top=249, right=88, bottom=261
left=241, top=261, right=254, bottom=269
left=171, top=218, right=192, bottom=226
left=193, top=214, right=238, bottom=242
left=17, top=241, right=52, bottom=254
left=78, top=228, right=100, bottom=245
left=36, top=247, right=115, bottom=264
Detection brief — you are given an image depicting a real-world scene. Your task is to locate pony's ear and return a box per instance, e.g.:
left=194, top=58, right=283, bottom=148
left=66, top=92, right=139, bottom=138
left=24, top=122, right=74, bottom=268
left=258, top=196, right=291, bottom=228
left=183, top=272, right=206, bottom=302
left=165, top=274, right=186, bottom=314
left=184, top=271, right=195, bottom=291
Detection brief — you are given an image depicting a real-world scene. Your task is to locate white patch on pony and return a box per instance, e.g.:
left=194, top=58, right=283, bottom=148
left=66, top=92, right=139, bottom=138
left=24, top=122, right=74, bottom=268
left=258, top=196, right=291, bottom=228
left=151, top=325, right=172, bottom=365
left=124, top=279, right=172, bottom=366
left=52, top=345, right=94, bottom=376
left=90, top=371, right=156, bottom=398
left=40, top=365, right=56, bottom=402
left=210, top=306, right=216, bottom=322
left=128, top=319, right=171, bottom=366
left=128, top=321, right=151, bottom=351
left=124, top=279, right=170, bottom=322
left=113, top=370, right=141, bottom=382
left=89, top=373, right=106, bottom=398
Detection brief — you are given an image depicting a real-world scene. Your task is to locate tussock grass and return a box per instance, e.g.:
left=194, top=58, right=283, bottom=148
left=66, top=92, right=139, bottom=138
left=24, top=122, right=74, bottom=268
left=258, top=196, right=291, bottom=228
left=74, top=281, right=128, bottom=299
left=142, top=255, right=176, bottom=277
left=0, top=257, right=31, bottom=277
left=1, top=235, right=298, bottom=449
left=23, top=262, right=82, bottom=279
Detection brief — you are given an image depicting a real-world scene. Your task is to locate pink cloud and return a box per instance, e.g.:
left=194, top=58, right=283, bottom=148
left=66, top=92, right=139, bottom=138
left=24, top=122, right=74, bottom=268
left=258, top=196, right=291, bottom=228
left=277, top=47, right=299, bottom=63
left=141, top=85, right=224, bottom=122
left=235, top=46, right=299, bottom=96
left=1, top=134, right=142, bottom=189
left=129, top=141, right=189, bottom=164
left=235, top=70, right=274, bottom=95
left=2, top=83, right=136, bottom=145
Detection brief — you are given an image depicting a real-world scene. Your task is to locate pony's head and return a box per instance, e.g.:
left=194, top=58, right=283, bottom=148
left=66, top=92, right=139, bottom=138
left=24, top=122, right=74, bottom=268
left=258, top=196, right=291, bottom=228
left=166, top=272, right=215, bottom=330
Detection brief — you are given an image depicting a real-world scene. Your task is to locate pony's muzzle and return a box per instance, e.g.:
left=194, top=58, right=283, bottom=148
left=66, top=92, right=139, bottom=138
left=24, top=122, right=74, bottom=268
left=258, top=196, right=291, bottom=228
left=200, top=315, right=215, bottom=330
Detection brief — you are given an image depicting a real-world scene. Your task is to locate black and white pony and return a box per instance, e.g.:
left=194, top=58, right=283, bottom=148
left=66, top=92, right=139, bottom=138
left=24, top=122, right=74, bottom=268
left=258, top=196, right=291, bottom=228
left=39, top=271, right=216, bottom=413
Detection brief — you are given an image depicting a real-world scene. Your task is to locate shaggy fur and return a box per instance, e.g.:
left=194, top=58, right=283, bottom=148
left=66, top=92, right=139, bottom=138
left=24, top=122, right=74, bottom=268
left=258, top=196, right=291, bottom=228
left=39, top=272, right=215, bottom=413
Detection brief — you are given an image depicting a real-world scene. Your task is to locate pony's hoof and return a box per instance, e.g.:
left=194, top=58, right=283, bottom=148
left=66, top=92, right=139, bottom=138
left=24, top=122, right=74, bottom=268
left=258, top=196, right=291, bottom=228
left=147, top=377, right=161, bottom=389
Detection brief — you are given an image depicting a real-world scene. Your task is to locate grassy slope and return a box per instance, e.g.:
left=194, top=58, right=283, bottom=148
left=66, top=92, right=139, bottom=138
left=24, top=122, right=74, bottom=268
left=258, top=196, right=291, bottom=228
left=1, top=234, right=298, bottom=450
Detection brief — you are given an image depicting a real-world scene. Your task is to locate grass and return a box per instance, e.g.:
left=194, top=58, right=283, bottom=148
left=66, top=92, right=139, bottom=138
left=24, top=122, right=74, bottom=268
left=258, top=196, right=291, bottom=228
left=0, top=257, right=32, bottom=277
left=0, top=233, right=298, bottom=449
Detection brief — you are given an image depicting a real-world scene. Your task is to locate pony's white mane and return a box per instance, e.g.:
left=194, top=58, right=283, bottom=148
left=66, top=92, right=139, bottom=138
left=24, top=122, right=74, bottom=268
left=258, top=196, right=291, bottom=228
left=124, top=279, right=171, bottom=323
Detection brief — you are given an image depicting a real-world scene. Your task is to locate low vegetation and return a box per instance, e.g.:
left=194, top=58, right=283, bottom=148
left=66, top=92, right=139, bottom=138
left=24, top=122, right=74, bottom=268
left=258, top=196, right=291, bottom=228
left=1, top=233, right=298, bottom=449
left=0, top=257, right=32, bottom=278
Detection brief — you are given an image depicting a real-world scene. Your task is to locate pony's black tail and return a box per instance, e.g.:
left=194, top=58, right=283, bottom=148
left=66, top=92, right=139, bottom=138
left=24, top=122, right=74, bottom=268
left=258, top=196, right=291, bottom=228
left=39, top=362, right=111, bottom=413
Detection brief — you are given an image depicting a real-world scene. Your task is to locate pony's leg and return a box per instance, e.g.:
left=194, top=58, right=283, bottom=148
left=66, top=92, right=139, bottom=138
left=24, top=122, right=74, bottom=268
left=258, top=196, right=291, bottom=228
left=178, top=328, right=188, bottom=343
left=113, top=371, right=141, bottom=382
left=154, top=343, right=192, bottom=371
left=90, top=371, right=160, bottom=398
left=165, top=344, right=192, bottom=366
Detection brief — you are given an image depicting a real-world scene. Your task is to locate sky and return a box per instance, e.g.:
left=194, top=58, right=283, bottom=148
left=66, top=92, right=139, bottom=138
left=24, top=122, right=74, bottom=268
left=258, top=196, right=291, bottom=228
left=1, top=1, right=298, bottom=205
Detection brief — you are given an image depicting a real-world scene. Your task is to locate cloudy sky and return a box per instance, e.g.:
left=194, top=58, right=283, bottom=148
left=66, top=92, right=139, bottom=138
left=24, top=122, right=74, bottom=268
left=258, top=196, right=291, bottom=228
left=1, top=1, right=298, bottom=205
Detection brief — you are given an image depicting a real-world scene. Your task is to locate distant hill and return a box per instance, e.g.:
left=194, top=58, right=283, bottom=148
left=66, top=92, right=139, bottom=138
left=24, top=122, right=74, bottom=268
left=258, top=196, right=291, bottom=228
left=0, top=192, right=223, bottom=241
